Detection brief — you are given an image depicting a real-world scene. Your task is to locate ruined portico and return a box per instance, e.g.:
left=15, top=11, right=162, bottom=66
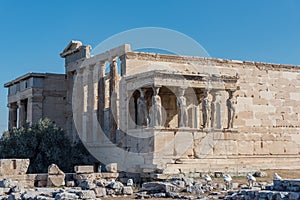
left=4, top=73, right=67, bottom=130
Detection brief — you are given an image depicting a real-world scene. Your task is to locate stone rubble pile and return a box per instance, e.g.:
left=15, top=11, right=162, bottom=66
left=0, top=177, right=134, bottom=200
left=0, top=170, right=236, bottom=200
left=135, top=177, right=229, bottom=199
left=2, top=163, right=300, bottom=200
left=224, top=179, right=300, bottom=200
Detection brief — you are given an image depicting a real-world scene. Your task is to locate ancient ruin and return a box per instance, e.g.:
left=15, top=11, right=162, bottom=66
left=4, top=40, right=300, bottom=175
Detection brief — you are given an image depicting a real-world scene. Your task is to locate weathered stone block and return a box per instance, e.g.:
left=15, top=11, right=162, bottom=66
left=76, top=190, right=96, bottom=199
left=268, top=141, right=285, bottom=155
left=238, top=141, right=254, bottom=155
left=0, top=159, right=29, bottom=176
left=47, top=175, right=65, bottom=187
left=48, top=164, right=64, bottom=175
left=94, top=187, right=107, bottom=197
left=174, top=131, right=193, bottom=158
left=142, top=182, right=180, bottom=193
left=74, top=165, right=94, bottom=174
left=122, top=186, right=133, bottom=195
left=105, top=163, right=118, bottom=173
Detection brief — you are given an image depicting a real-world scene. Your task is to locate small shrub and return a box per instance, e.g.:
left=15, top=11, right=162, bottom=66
left=0, top=119, right=94, bottom=173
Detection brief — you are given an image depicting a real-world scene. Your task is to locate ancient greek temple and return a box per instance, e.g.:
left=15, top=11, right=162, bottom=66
left=5, top=41, right=300, bottom=175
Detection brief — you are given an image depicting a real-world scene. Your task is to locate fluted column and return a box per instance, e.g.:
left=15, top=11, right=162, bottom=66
left=86, top=65, right=94, bottom=143
left=98, top=61, right=106, bottom=130
left=8, top=103, right=17, bottom=129
left=81, top=67, right=88, bottom=142
left=92, top=62, right=101, bottom=143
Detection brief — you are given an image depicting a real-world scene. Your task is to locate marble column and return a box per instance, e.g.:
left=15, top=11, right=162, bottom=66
left=98, top=61, right=106, bottom=130
left=27, top=96, right=43, bottom=125
left=86, top=65, right=94, bottom=143
left=18, top=100, right=27, bottom=128
left=8, top=103, right=17, bottom=129
left=81, top=67, right=88, bottom=142
left=109, top=59, right=118, bottom=143
left=92, top=62, right=101, bottom=143
left=67, top=71, right=77, bottom=143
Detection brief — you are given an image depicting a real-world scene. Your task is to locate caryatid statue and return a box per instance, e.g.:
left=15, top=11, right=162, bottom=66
left=137, top=89, right=148, bottom=127
left=226, top=90, right=236, bottom=129
left=152, top=87, right=162, bottom=127
left=202, top=90, right=211, bottom=128
left=177, top=88, right=188, bottom=127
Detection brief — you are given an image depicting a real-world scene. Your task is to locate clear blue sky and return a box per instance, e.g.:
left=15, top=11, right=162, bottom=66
left=0, top=0, right=299, bottom=132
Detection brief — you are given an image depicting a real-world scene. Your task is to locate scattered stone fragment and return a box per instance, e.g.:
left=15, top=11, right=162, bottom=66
left=136, top=191, right=151, bottom=199
left=94, top=187, right=107, bottom=197
left=74, top=165, right=94, bottom=174
left=105, top=163, right=118, bottom=173
left=75, top=173, right=94, bottom=183
left=186, top=183, right=204, bottom=195
left=253, top=171, right=268, bottom=177
left=109, top=181, right=123, bottom=189
left=55, top=192, right=79, bottom=200
left=10, top=184, right=24, bottom=193
left=231, top=182, right=239, bottom=189
left=166, top=191, right=181, bottom=198
left=7, top=193, right=21, bottom=200
left=21, top=190, right=40, bottom=199
left=183, top=177, right=194, bottom=187
left=78, top=180, right=96, bottom=190
left=142, top=181, right=181, bottom=193
left=0, top=187, right=10, bottom=195
left=152, top=192, right=166, bottom=198
left=76, top=190, right=96, bottom=199
left=127, top=178, right=133, bottom=186
left=106, top=188, right=115, bottom=195
left=47, top=164, right=65, bottom=187
left=0, top=178, right=15, bottom=188
left=65, top=181, right=75, bottom=187
left=122, top=186, right=133, bottom=195
left=171, top=178, right=185, bottom=188
left=48, top=164, right=64, bottom=176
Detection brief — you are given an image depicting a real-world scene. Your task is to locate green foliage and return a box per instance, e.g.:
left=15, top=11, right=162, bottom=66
left=0, top=119, right=94, bottom=173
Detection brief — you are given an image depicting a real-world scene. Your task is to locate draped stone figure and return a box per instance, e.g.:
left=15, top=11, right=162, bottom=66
left=202, top=90, right=211, bottom=128
left=227, top=91, right=236, bottom=129
left=177, top=88, right=188, bottom=127
left=152, top=87, right=162, bottom=127
left=137, top=89, right=148, bottom=126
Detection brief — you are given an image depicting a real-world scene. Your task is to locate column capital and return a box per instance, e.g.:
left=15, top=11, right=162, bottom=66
left=152, top=86, right=161, bottom=95
left=108, top=57, right=118, bottom=64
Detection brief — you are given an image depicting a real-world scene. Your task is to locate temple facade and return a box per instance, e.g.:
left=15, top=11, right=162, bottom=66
left=5, top=40, right=300, bottom=175
left=4, top=73, right=67, bottom=130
